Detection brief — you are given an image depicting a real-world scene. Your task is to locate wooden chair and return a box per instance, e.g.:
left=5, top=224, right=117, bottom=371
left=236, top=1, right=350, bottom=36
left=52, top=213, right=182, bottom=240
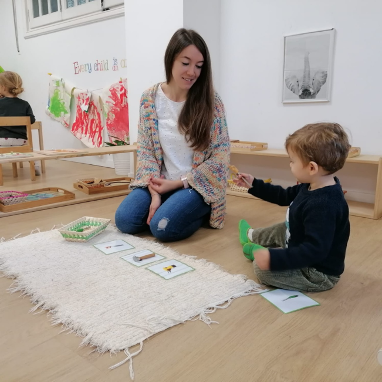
left=18, top=121, right=46, bottom=174
left=0, top=116, right=35, bottom=185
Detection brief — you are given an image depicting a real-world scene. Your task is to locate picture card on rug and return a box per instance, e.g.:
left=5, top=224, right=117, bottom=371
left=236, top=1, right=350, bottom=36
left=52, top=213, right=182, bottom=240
left=261, top=289, right=320, bottom=314
left=147, top=259, right=194, bottom=280
left=120, top=249, right=165, bottom=267
left=94, top=239, right=134, bottom=255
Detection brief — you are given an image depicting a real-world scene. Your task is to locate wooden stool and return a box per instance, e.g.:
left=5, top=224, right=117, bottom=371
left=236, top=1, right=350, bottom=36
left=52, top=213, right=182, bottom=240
left=18, top=121, right=46, bottom=174
left=0, top=116, right=35, bottom=186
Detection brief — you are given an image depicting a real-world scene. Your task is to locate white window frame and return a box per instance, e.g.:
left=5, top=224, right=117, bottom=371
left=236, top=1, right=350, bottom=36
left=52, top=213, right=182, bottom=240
left=103, top=0, right=123, bottom=8
left=25, top=0, right=124, bottom=39
left=61, top=0, right=101, bottom=21
left=28, top=0, right=62, bottom=29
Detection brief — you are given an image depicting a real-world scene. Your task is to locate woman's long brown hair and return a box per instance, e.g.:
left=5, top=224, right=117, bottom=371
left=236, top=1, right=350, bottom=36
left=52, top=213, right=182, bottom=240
left=164, top=29, right=214, bottom=152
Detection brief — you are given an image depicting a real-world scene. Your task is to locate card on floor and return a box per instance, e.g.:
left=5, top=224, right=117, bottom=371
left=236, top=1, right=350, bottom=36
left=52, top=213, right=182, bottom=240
left=93, top=239, right=134, bottom=255
left=147, top=259, right=194, bottom=280
left=261, top=289, right=320, bottom=313
left=120, top=249, right=165, bottom=267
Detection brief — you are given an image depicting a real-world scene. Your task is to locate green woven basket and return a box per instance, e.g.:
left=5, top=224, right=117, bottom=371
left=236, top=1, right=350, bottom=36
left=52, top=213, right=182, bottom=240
left=59, top=216, right=110, bottom=242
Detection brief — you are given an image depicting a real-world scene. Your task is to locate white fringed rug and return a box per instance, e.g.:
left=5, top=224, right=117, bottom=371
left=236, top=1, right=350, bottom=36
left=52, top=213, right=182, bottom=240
left=0, top=226, right=263, bottom=379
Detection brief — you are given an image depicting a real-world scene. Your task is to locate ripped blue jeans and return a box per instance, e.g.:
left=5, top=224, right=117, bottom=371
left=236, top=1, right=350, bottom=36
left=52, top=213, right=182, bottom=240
left=115, top=187, right=211, bottom=242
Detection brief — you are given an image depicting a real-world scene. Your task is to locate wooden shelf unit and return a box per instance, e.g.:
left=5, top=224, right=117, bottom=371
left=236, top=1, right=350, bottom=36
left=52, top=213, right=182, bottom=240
left=228, top=148, right=382, bottom=220
left=0, top=145, right=138, bottom=186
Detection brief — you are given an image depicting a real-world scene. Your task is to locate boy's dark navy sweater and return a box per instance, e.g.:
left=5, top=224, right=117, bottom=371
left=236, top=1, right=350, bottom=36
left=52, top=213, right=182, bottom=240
left=0, top=97, right=35, bottom=140
left=248, top=177, right=350, bottom=276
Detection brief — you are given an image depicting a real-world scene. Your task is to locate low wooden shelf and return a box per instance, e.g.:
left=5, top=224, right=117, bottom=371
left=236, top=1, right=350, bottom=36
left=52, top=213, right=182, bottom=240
left=0, top=145, right=137, bottom=186
left=229, top=148, right=382, bottom=220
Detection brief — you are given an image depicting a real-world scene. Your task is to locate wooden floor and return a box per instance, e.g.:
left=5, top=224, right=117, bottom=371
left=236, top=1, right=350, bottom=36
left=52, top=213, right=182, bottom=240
left=1, top=161, right=382, bottom=382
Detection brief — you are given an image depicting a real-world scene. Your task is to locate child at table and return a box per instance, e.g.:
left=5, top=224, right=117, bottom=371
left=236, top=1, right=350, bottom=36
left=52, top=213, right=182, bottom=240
left=0, top=71, right=39, bottom=175
left=234, top=123, right=351, bottom=292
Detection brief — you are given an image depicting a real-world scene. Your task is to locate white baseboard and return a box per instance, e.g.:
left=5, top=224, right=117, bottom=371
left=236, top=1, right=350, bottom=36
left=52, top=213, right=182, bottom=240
left=344, top=190, right=374, bottom=204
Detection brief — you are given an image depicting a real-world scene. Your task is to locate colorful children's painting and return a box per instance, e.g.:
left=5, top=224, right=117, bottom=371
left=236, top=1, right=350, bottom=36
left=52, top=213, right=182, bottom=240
left=45, top=75, right=129, bottom=147
left=147, top=259, right=194, bottom=280
left=71, top=89, right=104, bottom=148
left=46, top=75, right=73, bottom=128
left=102, top=78, right=129, bottom=144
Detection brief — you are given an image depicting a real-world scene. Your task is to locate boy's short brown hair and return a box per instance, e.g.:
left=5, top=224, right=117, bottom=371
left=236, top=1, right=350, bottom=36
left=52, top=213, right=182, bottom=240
left=285, top=123, right=351, bottom=174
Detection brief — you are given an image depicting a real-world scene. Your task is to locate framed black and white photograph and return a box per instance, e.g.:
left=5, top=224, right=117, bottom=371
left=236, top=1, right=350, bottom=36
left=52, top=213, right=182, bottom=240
left=282, top=28, right=335, bottom=103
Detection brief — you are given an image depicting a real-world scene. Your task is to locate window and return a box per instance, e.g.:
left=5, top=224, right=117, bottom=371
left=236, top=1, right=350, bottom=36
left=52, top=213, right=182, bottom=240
left=102, top=0, right=123, bottom=8
left=62, top=0, right=100, bottom=21
left=29, top=0, right=62, bottom=28
left=27, top=0, right=124, bottom=30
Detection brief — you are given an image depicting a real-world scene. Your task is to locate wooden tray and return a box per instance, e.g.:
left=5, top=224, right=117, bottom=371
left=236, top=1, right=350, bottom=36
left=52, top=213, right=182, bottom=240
left=230, top=140, right=268, bottom=151
left=73, top=177, right=133, bottom=194
left=348, top=147, right=361, bottom=158
left=36, top=149, right=86, bottom=156
left=0, top=187, right=75, bottom=212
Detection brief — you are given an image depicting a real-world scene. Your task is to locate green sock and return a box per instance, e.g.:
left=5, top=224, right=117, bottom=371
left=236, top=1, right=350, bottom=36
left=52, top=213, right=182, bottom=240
left=239, top=219, right=251, bottom=245
left=243, top=243, right=265, bottom=261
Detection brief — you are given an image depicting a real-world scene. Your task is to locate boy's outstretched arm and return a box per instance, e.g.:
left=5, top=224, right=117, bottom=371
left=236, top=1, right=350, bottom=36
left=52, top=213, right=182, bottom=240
left=233, top=172, right=254, bottom=188
left=249, top=179, right=301, bottom=206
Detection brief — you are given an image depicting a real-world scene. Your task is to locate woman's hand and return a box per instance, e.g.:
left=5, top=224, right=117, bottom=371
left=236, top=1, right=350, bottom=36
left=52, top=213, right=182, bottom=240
left=147, top=185, right=162, bottom=225
left=233, top=172, right=254, bottom=188
left=149, top=177, right=183, bottom=195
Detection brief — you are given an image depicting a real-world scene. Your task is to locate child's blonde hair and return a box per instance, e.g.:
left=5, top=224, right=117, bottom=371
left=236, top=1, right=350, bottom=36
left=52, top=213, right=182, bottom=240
left=285, top=123, right=351, bottom=174
left=0, top=71, right=24, bottom=96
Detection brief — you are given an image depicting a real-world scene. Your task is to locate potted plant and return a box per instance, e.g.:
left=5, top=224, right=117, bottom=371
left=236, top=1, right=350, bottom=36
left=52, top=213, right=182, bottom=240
left=105, top=135, right=131, bottom=175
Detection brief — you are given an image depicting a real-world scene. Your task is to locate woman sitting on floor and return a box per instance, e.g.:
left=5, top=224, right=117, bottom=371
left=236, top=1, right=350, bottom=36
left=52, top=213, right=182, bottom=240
left=115, top=28, right=230, bottom=242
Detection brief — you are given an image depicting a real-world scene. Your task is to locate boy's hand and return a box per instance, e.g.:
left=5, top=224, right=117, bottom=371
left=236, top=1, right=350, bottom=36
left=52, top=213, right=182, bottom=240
left=233, top=172, right=254, bottom=188
left=253, top=249, right=271, bottom=270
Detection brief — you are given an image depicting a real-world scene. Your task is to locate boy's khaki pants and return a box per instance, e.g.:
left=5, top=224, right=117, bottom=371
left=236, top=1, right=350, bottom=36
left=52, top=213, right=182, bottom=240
left=250, top=222, right=340, bottom=292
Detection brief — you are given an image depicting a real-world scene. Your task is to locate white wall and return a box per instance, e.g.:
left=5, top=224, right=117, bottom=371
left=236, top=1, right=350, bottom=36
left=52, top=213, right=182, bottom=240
left=221, top=0, right=382, bottom=155
left=220, top=0, right=382, bottom=202
left=2, top=1, right=381, bottom=202
left=125, top=0, right=221, bottom=147
left=125, top=0, right=184, bottom=147
left=0, top=3, right=127, bottom=167
left=0, top=2, right=22, bottom=74
left=184, top=0, right=221, bottom=93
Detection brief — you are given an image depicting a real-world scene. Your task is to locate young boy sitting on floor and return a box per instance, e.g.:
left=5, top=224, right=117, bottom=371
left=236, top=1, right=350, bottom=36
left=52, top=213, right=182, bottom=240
left=234, top=123, right=351, bottom=292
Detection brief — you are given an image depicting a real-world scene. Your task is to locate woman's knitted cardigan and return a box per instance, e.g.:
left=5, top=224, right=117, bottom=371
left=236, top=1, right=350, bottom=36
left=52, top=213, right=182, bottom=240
left=130, top=83, right=230, bottom=229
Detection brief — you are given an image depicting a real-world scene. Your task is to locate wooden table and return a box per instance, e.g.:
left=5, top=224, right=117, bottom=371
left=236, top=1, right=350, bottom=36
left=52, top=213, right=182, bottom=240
left=0, top=145, right=138, bottom=186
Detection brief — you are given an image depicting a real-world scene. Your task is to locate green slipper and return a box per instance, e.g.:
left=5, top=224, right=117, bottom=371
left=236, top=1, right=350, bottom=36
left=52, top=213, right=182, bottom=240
left=243, top=243, right=265, bottom=261
left=239, top=219, right=251, bottom=245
